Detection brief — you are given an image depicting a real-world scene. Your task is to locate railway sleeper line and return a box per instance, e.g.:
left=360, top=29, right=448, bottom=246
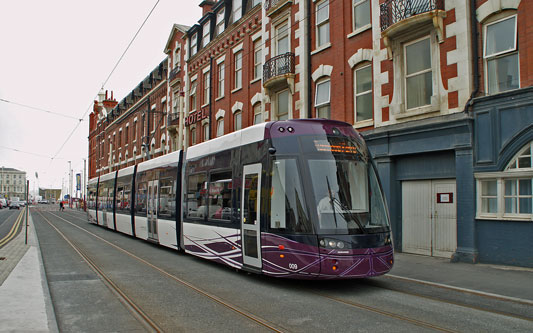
left=37, top=210, right=286, bottom=333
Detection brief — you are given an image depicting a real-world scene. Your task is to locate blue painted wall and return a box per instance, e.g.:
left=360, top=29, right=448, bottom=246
left=472, top=87, right=533, bottom=268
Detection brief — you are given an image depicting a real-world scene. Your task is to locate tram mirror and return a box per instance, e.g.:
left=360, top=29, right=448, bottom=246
left=268, top=147, right=277, bottom=154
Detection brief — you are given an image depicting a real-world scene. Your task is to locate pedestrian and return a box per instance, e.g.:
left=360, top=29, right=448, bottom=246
left=60, top=201, right=64, bottom=211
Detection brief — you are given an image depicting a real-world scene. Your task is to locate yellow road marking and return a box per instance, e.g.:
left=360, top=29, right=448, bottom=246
left=0, top=209, right=25, bottom=247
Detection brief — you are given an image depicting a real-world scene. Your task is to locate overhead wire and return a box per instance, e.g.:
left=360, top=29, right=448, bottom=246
left=0, top=98, right=86, bottom=121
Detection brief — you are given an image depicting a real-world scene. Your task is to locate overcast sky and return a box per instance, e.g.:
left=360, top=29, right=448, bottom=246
left=0, top=0, right=201, bottom=196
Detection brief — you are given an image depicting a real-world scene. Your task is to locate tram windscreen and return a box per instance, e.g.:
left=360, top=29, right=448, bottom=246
left=305, top=137, right=390, bottom=235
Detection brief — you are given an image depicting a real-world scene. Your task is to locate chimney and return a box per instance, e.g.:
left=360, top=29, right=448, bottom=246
left=199, top=0, right=216, bottom=16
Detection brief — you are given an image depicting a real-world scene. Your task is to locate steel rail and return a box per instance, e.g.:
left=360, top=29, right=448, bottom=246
left=43, top=210, right=286, bottom=333
left=36, top=211, right=164, bottom=333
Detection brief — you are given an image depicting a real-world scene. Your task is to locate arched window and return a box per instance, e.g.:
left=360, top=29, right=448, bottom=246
left=234, top=111, right=242, bottom=131
left=191, top=127, right=197, bottom=146
left=477, top=141, right=533, bottom=219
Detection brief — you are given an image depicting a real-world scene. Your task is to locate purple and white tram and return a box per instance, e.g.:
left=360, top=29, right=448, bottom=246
left=87, top=119, right=393, bottom=279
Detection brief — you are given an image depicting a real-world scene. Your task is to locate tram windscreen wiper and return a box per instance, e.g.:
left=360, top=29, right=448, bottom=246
left=326, top=176, right=338, bottom=228
left=335, top=198, right=368, bottom=234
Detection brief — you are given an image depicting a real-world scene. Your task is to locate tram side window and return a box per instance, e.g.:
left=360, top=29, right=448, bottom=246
left=187, top=173, right=207, bottom=219
left=208, top=171, right=233, bottom=221
left=269, top=159, right=311, bottom=233
left=158, top=178, right=175, bottom=219
left=107, top=183, right=115, bottom=211
left=88, top=188, right=96, bottom=209
left=98, top=186, right=108, bottom=210
left=116, top=182, right=131, bottom=214
left=136, top=182, right=148, bottom=217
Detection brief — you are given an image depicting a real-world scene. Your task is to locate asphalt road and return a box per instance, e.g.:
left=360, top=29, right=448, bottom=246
left=31, top=207, right=533, bottom=332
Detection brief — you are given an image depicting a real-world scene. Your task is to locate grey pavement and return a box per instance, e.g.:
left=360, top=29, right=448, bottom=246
left=0, top=208, right=532, bottom=331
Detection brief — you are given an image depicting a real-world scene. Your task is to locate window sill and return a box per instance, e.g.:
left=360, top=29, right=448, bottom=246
left=395, top=103, right=440, bottom=120
left=231, top=87, right=242, bottom=94
left=476, top=214, right=533, bottom=222
left=311, top=43, right=331, bottom=56
left=215, top=95, right=224, bottom=102
left=354, top=119, right=373, bottom=128
left=250, top=77, right=261, bottom=85
left=347, top=24, right=371, bottom=39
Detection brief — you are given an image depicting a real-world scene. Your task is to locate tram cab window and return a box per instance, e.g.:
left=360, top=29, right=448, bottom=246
left=158, top=178, right=176, bottom=219
left=136, top=182, right=148, bottom=216
left=187, top=173, right=207, bottom=218
left=88, top=187, right=96, bottom=209
left=207, top=171, right=233, bottom=221
left=269, top=158, right=311, bottom=233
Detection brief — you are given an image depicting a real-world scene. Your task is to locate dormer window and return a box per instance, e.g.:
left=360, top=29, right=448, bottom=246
left=232, top=0, right=242, bottom=23
left=202, top=21, right=210, bottom=47
left=216, top=9, right=225, bottom=35
left=190, top=33, right=198, bottom=56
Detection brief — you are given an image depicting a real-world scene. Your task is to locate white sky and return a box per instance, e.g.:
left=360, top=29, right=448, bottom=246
left=0, top=0, right=201, bottom=196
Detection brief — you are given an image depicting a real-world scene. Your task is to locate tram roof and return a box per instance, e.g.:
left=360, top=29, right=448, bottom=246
left=186, top=122, right=268, bottom=160
left=137, top=150, right=182, bottom=173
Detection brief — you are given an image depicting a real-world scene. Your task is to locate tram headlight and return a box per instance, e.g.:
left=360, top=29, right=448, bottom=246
left=319, top=239, right=326, bottom=247
left=337, top=241, right=345, bottom=249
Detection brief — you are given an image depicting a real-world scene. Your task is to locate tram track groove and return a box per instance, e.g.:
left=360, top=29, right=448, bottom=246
left=40, top=210, right=286, bottom=333
left=49, top=209, right=533, bottom=331
left=35, top=210, right=164, bottom=333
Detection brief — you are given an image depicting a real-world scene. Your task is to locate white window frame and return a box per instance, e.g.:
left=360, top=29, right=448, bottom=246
left=190, top=79, right=197, bottom=112
left=276, top=89, right=290, bottom=120
left=217, top=62, right=225, bottom=98
left=352, top=0, right=370, bottom=33
left=191, top=127, right=197, bottom=146
left=190, top=33, right=197, bottom=57
left=232, top=0, right=242, bottom=23
left=483, top=14, right=520, bottom=95
left=315, top=79, right=331, bottom=119
left=202, top=21, right=210, bottom=47
left=253, top=103, right=262, bottom=124
left=234, top=51, right=243, bottom=90
left=253, top=38, right=262, bottom=81
left=234, top=111, right=242, bottom=131
left=275, top=21, right=289, bottom=56
left=173, top=47, right=181, bottom=68
left=404, top=36, right=432, bottom=110
left=354, top=63, right=373, bottom=124
left=252, top=0, right=261, bottom=7
left=216, top=118, right=224, bottom=137
left=203, top=70, right=210, bottom=106
left=316, top=0, right=330, bottom=48
left=216, top=9, right=225, bottom=36
left=203, top=123, right=209, bottom=141
left=476, top=141, right=533, bottom=221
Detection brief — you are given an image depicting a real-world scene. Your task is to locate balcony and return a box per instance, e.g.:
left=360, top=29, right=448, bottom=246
left=380, top=0, right=444, bottom=31
left=264, top=0, right=292, bottom=17
left=263, top=52, right=295, bottom=90
left=167, top=113, right=180, bottom=131
left=168, top=66, right=181, bottom=84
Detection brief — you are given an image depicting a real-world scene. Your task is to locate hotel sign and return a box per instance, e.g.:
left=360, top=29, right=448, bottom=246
left=185, top=107, right=209, bottom=126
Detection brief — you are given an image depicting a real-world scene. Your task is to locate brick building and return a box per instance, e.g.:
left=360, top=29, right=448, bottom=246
left=88, top=0, right=532, bottom=267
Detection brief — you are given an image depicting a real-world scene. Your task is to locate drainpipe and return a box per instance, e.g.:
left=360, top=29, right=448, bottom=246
left=209, top=56, right=214, bottom=140
left=307, top=0, right=312, bottom=118
left=464, top=0, right=479, bottom=112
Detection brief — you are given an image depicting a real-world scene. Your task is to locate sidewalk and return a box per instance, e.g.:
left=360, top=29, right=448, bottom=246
left=0, top=210, right=58, bottom=332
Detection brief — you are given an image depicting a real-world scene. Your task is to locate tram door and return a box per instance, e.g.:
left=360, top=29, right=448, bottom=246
left=147, top=180, right=159, bottom=241
left=241, top=164, right=262, bottom=269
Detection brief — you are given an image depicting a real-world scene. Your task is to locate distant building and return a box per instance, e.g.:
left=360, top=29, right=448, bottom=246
left=38, top=188, right=61, bottom=202
left=0, top=167, right=26, bottom=200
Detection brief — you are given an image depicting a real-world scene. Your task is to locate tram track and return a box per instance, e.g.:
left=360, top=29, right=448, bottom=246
left=36, top=209, right=286, bottom=333
left=42, top=209, right=533, bottom=332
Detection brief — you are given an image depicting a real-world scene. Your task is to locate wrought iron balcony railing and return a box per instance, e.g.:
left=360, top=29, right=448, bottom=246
left=380, top=0, right=444, bottom=32
left=167, top=112, right=180, bottom=126
left=168, top=66, right=181, bottom=82
left=263, top=52, right=295, bottom=83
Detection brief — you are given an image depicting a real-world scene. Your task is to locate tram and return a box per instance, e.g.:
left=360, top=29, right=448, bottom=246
left=87, top=119, right=393, bottom=279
